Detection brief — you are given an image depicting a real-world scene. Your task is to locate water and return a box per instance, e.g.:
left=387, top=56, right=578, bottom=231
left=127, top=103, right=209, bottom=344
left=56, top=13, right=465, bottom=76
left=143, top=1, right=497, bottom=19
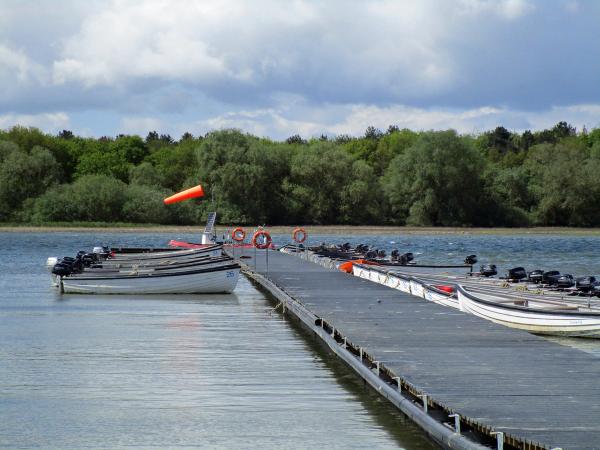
left=0, top=232, right=434, bottom=449
left=3, top=232, right=600, bottom=448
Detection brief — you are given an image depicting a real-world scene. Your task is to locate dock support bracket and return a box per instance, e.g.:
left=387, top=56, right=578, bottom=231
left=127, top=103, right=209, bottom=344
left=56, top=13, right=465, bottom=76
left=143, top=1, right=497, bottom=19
left=449, top=414, right=461, bottom=434
left=419, top=394, right=428, bottom=414
left=392, top=376, right=401, bottom=392
left=374, top=361, right=380, bottom=376
left=490, top=431, right=504, bottom=450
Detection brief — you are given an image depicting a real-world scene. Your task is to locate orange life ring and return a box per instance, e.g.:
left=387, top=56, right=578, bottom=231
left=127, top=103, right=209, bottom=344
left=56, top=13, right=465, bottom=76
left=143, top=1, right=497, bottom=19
left=292, top=227, right=307, bottom=243
left=231, top=227, right=246, bottom=242
left=252, top=230, right=272, bottom=249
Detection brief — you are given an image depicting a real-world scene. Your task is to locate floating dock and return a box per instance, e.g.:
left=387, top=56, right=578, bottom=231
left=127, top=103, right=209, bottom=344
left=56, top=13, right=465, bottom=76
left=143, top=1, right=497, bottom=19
left=238, top=248, right=600, bottom=450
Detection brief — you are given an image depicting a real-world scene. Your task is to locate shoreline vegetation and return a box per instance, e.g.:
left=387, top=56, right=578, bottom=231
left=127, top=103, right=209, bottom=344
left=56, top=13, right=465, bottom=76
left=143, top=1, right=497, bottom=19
left=2, top=124, right=600, bottom=228
left=2, top=223, right=600, bottom=235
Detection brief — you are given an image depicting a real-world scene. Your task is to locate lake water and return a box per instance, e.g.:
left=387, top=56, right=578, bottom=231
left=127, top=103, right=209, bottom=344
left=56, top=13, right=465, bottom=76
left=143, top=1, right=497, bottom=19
left=2, top=231, right=600, bottom=448
left=0, top=232, right=434, bottom=449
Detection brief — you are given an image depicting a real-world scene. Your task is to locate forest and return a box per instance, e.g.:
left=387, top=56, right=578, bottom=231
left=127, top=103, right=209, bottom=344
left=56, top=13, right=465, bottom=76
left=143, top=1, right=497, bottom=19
left=1, top=122, right=600, bottom=227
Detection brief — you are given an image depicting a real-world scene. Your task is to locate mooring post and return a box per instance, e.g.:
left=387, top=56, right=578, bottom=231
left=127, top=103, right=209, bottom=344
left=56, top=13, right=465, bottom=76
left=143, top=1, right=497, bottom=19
left=342, top=337, right=347, bottom=348
left=392, top=376, right=401, bottom=392
left=449, top=414, right=461, bottom=434
left=490, top=431, right=504, bottom=450
left=374, top=361, right=380, bottom=376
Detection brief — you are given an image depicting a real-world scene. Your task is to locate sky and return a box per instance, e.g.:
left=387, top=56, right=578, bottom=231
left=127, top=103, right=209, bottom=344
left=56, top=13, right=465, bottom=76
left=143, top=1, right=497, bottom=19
left=1, top=0, right=599, bottom=140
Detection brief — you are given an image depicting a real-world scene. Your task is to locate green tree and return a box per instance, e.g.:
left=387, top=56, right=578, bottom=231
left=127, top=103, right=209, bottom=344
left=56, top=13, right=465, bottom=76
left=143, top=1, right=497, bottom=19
left=383, top=131, right=487, bottom=226
left=0, top=146, right=62, bottom=220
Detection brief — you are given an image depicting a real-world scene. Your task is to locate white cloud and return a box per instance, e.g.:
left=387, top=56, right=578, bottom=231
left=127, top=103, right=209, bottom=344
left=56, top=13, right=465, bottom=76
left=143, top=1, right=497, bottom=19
left=458, top=0, right=534, bottom=19
left=0, top=44, right=47, bottom=85
left=0, top=112, right=70, bottom=132
left=119, top=116, right=166, bottom=136
left=135, top=102, right=600, bottom=140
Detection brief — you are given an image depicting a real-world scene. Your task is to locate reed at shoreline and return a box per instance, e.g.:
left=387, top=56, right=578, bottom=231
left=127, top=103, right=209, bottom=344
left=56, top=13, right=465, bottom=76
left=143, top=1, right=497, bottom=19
left=2, top=223, right=600, bottom=235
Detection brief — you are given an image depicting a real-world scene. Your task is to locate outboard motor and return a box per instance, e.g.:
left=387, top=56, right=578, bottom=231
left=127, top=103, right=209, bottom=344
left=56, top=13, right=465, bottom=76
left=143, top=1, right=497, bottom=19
left=593, top=282, right=600, bottom=297
left=399, top=252, right=414, bottom=265
left=365, top=250, right=377, bottom=259
left=480, top=264, right=497, bottom=277
left=507, top=267, right=527, bottom=281
left=576, top=276, right=596, bottom=293
left=543, top=271, right=560, bottom=285
left=556, top=274, right=575, bottom=289
left=377, top=249, right=386, bottom=258
left=52, top=263, right=73, bottom=276
left=528, top=270, right=544, bottom=284
left=341, top=242, right=351, bottom=251
left=464, top=255, right=477, bottom=265
left=390, top=249, right=399, bottom=261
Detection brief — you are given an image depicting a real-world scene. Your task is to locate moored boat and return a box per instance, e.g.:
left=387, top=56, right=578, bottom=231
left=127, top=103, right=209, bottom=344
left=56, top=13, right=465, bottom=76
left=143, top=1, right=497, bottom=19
left=457, top=285, right=600, bottom=337
left=60, top=262, right=241, bottom=294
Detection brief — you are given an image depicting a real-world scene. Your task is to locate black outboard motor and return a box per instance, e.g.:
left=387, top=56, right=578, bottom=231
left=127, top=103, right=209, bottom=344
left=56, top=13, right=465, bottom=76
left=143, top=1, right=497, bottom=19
left=399, top=252, right=414, bottom=265
left=464, top=255, right=477, bottom=265
left=543, top=271, right=560, bottom=285
left=52, top=263, right=73, bottom=276
left=480, top=264, right=497, bottom=277
left=365, top=250, right=377, bottom=259
left=592, top=282, right=600, bottom=297
left=528, top=270, right=544, bottom=283
left=377, top=249, right=386, bottom=258
left=341, top=242, right=351, bottom=251
left=390, top=249, right=399, bottom=261
left=507, top=267, right=527, bottom=281
left=576, top=276, right=596, bottom=292
left=556, top=274, right=575, bottom=289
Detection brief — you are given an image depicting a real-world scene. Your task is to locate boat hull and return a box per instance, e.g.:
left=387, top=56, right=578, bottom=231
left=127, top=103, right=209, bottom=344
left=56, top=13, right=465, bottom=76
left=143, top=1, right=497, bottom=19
left=61, top=265, right=240, bottom=295
left=457, top=286, right=600, bottom=337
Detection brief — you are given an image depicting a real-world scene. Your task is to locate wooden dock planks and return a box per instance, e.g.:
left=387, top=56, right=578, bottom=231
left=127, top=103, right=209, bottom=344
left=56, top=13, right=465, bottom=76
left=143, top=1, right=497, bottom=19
left=247, top=250, right=600, bottom=449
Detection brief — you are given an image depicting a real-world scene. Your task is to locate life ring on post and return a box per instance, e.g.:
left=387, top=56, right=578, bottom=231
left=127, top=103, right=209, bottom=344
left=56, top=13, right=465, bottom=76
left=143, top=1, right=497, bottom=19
left=231, top=227, right=246, bottom=242
left=292, top=227, right=307, bottom=243
left=252, top=230, right=272, bottom=249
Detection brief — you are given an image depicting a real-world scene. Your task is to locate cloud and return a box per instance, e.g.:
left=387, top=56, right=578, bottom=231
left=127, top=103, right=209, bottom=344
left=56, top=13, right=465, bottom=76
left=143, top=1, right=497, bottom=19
left=1, top=0, right=599, bottom=139
left=0, top=112, right=70, bottom=132
left=0, top=44, right=47, bottom=86
left=121, top=101, right=600, bottom=140
left=48, top=0, right=553, bottom=109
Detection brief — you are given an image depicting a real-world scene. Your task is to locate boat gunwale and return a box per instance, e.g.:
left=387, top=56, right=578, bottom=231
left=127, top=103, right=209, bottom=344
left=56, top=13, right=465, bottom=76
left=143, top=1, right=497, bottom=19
left=63, top=262, right=241, bottom=281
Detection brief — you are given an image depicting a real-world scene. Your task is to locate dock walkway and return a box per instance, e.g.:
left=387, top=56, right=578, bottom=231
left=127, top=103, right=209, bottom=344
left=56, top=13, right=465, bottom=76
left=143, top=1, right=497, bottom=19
left=242, top=249, right=600, bottom=449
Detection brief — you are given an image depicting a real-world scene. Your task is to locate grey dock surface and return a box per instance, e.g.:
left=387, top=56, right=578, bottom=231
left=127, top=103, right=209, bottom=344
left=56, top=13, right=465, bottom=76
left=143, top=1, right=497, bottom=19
left=241, top=249, right=600, bottom=449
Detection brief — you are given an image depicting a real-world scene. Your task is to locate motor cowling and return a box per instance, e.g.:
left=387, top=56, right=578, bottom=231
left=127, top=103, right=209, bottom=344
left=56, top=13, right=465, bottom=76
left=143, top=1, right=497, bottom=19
left=507, top=267, right=527, bottom=281
left=399, top=252, right=414, bottom=265
left=528, top=270, right=544, bottom=283
left=576, top=276, right=596, bottom=292
left=543, top=270, right=560, bottom=285
left=391, top=249, right=399, bottom=261
left=556, top=274, right=575, bottom=288
left=377, top=249, right=386, bottom=258
left=464, top=255, right=477, bottom=265
left=480, top=264, right=497, bottom=277
left=52, top=263, right=73, bottom=276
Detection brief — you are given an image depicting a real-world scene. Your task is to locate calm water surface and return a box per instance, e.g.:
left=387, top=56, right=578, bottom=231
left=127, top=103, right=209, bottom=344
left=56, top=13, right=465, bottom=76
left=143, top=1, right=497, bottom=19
left=0, top=232, right=434, bottom=449
left=2, top=231, right=600, bottom=449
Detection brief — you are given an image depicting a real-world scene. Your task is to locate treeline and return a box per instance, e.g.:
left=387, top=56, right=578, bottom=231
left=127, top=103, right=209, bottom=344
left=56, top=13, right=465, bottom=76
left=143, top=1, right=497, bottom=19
left=1, top=123, right=600, bottom=226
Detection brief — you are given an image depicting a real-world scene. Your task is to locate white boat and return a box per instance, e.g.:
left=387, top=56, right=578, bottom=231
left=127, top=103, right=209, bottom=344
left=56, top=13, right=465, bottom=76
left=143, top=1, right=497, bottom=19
left=60, top=262, right=240, bottom=294
left=457, top=285, right=600, bottom=337
left=105, top=244, right=222, bottom=261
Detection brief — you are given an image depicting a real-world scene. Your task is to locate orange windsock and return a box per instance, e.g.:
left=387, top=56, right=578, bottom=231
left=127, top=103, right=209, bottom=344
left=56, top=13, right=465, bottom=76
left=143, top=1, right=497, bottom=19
left=163, top=185, right=205, bottom=204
